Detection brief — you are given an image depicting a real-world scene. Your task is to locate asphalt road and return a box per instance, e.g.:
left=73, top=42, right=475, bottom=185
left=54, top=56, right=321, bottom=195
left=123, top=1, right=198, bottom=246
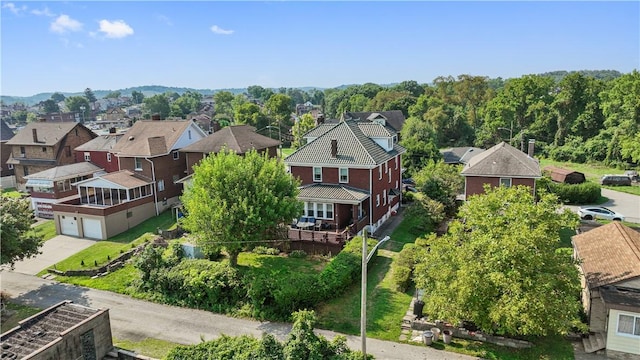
left=566, top=188, right=640, bottom=223
left=0, top=271, right=478, bottom=360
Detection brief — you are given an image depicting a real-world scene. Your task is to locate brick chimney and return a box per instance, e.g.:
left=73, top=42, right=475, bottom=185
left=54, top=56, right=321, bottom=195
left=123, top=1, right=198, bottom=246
left=109, top=127, right=117, bottom=134
left=32, top=128, right=38, bottom=143
left=151, top=114, right=161, bottom=121
left=528, top=139, right=535, bottom=157
left=330, top=139, right=337, bottom=158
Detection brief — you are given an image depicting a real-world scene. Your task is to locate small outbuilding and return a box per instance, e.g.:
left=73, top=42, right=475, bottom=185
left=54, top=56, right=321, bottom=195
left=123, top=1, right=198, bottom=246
left=543, top=166, right=586, bottom=184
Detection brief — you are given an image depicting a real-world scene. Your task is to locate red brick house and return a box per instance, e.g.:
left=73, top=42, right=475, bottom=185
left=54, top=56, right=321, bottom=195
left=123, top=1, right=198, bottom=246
left=285, top=119, right=405, bottom=237
left=23, top=162, right=103, bottom=218
left=51, top=119, right=207, bottom=239
left=5, top=122, right=97, bottom=190
left=460, top=141, right=540, bottom=200
left=74, top=129, right=123, bottom=173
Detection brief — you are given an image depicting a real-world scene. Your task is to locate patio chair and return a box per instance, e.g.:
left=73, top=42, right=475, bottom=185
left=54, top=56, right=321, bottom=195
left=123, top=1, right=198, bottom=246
left=291, top=218, right=298, bottom=228
left=315, top=219, right=322, bottom=231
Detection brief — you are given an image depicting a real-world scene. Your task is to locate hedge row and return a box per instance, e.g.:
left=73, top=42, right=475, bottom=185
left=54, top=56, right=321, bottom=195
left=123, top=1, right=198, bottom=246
left=538, top=177, right=601, bottom=204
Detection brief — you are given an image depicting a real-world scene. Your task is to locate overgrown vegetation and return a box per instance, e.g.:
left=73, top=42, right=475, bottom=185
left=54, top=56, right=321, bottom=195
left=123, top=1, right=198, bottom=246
left=537, top=177, right=601, bottom=204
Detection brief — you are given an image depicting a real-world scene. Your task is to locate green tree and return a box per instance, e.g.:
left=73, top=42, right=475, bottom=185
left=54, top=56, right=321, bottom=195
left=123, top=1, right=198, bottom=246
left=84, top=88, right=97, bottom=110
left=65, top=96, right=90, bottom=114
left=131, top=90, right=145, bottom=104
left=42, top=99, right=60, bottom=114
left=291, top=113, right=316, bottom=149
left=413, top=160, right=463, bottom=216
left=143, top=94, right=170, bottom=119
left=399, top=116, right=440, bottom=176
left=50, top=92, right=66, bottom=102
left=181, top=149, right=302, bottom=266
left=1, top=192, right=43, bottom=267
left=213, top=91, right=235, bottom=119
left=414, top=186, right=582, bottom=336
left=104, top=91, right=121, bottom=99
left=26, top=113, right=38, bottom=123
left=265, top=93, right=293, bottom=127
left=234, top=102, right=269, bottom=129
left=170, top=91, right=203, bottom=118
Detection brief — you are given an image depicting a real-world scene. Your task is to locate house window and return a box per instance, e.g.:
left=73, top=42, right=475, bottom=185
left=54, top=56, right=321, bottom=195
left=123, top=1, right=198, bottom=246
left=339, top=168, right=348, bottom=183
left=20, top=146, right=25, bottom=156
left=84, top=152, right=91, bottom=161
left=172, top=151, right=179, bottom=160
left=303, top=202, right=334, bottom=219
left=42, top=147, right=47, bottom=152
left=135, top=157, right=142, bottom=170
left=23, top=166, right=29, bottom=176
left=500, top=178, right=512, bottom=187
left=376, top=194, right=380, bottom=207
left=383, top=190, right=387, bottom=205
left=379, top=165, right=382, bottom=180
left=188, top=130, right=192, bottom=139
left=173, top=174, right=180, bottom=183
left=157, top=180, right=165, bottom=192
left=617, top=314, right=640, bottom=337
left=326, top=203, right=334, bottom=219
left=7, top=164, right=13, bottom=170
left=388, top=166, right=391, bottom=183
left=313, top=167, right=322, bottom=182
left=107, top=153, right=112, bottom=162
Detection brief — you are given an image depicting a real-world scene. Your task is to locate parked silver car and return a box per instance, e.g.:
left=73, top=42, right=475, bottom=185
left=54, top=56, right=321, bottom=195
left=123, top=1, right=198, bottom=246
left=578, top=206, right=625, bottom=221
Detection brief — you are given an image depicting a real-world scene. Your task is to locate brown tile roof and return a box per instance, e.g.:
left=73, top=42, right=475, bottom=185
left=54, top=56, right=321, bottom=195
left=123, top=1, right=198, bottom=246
left=461, top=142, right=541, bottom=178
left=573, top=222, right=640, bottom=289
left=112, top=120, right=192, bottom=157
left=6, top=122, right=94, bottom=146
left=180, top=125, right=280, bottom=154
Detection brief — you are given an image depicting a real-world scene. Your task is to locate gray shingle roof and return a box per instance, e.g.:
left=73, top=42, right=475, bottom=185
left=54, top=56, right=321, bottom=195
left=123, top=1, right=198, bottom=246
left=76, top=170, right=152, bottom=189
left=286, top=120, right=405, bottom=167
left=180, top=125, right=280, bottom=154
left=440, top=147, right=485, bottom=164
left=1, top=119, right=14, bottom=141
left=74, top=134, right=124, bottom=152
left=460, top=142, right=540, bottom=178
left=357, top=122, right=395, bottom=137
left=298, top=183, right=370, bottom=204
left=6, top=122, right=94, bottom=146
left=112, top=120, right=194, bottom=157
left=24, top=162, right=103, bottom=181
left=344, top=110, right=406, bottom=132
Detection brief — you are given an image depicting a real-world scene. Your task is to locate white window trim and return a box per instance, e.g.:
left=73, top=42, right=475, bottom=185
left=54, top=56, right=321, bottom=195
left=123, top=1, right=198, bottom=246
left=157, top=179, right=165, bottom=192
left=134, top=157, right=143, bottom=171
left=8, top=164, right=14, bottom=169
left=388, top=166, right=391, bottom=183
left=376, top=194, right=380, bottom=207
left=172, top=151, right=179, bottom=160
left=379, top=165, right=382, bottom=180
left=339, top=168, right=349, bottom=183
left=303, top=202, right=334, bottom=220
left=616, top=313, right=640, bottom=338
left=383, top=189, right=387, bottom=205
left=395, top=155, right=398, bottom=170
left=500, top=177, right=512, bottom=187
left=313, top=167, right=322, bottom=182
left=84, top=152, right=91, bottom=161
left=107, top=153, right=112, bottom=162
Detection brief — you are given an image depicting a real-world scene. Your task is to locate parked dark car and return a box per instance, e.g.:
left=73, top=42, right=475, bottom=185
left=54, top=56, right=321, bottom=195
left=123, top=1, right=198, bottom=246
left=600, top=174, right=632, bottom=186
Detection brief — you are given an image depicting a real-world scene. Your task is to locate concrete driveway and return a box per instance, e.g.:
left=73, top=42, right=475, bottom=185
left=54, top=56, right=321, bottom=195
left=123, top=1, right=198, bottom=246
left=5, top=235, right=97, bottom=275
left=566, top=188, right=640, bottom=223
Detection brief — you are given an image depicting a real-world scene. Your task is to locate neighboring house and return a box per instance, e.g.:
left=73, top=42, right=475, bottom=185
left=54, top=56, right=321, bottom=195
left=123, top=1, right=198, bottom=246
left=285, top=119, right=405, bottom=237
left=178, top=124, right=281, bottom=185
left=440, top=146, right=485, bottom=165
left=1, top=119, right=15, bottom=179
left=24, top=162, right=103, bottom=219
left=0, top=300, right=113, bottom=360
left=460, top=141, right=541, bottom=200
left=342, top=110, right=406, bottom=134
left=5, top=122, right=97, bottom=190
left=39, top=112, right=81, bottom=123
left=543, top=165, right=586, bottom=184
left=189, top=113, right=214, bottom=134
left=102, top=107, right=127, bottom=122
left=74, top=128, right=124, bottom=173
left=52, top=119, right=207, bottom=239
left=572, top=222, right=640, bottom=357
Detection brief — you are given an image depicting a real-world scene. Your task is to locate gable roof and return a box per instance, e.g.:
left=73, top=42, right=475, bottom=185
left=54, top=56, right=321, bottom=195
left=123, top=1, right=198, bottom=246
left=24, top=162, right=103, bottom=181
left=573, top=222, right=640, bottom=289
left=298, top=183, right=370, bottom=204
left=112, top=120, right=193, bottom=157
left=74, top=134, right=124, bottom=152
left=1, top=119, right=14, bottom=141
left=440, top=147, right=485, bottom=164
left=6, top=122, right=94, bottom=146
left=285, top=120, right=405, bottom=167
left=180, top=125, right=280, bottom=154
left=344, top=110, right=406, bottom=132
left=460, top=142, right=540, bottom=178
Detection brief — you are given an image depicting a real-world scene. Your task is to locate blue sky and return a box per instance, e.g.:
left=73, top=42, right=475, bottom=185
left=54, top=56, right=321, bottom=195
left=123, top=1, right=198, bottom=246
left=1, top=1, right=638, bottom=96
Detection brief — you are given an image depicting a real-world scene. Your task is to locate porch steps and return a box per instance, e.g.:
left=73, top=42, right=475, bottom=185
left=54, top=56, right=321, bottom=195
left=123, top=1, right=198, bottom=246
left=582, top=332, right=606, bottom=353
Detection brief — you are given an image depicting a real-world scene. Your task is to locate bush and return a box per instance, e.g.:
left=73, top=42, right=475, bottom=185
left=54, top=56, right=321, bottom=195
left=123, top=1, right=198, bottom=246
left=539, top=177, right=601, bottom=204
left=288, top=250, right=307, bottom=258
left=253, top=246, right=280, bottom=255
left=317, top=238, right=363, bottom=298
left=391, top=266, right=412, bottom=292
left=266, top=247, right=280, bottom=255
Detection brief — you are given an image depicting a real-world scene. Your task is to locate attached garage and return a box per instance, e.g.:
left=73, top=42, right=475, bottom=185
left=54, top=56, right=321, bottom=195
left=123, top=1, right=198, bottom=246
left=82, top=218, right=103, bottom=239
left=60, top=215, right=79, bottom=237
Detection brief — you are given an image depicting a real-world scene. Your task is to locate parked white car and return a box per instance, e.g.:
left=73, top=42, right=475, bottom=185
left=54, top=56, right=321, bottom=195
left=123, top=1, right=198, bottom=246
left=578, top=206, right=625, bottom=221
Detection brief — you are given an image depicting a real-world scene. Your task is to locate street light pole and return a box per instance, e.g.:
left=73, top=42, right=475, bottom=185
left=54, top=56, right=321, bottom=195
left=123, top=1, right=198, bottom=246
left=80, top=105, right=86, bottom=123
left=361, top=227, right=390, bottom=360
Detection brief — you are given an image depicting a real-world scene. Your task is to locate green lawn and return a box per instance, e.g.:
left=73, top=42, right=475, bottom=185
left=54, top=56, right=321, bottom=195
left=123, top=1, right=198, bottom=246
left=114, top=337, right=181, bottom=359
left=0, top=302, right=42, bottom=333
left=53, top=264, right=140, bottom=294
left=1, top=188, right=23, bottom=198
left=32, top=220, right=57, bottom=241
left=540, top=158, right=640, bottom=196
left=41, top=211, right=176, bottom=274
left=238, top=251, right=328, bottom=275
left=280, top=147, right=295, bottom=157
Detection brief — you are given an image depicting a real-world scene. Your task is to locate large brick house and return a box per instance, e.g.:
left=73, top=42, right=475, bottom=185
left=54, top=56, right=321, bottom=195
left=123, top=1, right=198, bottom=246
left=460, top=141, right=540, bottom=200
left=74, top=128, right=124, bottom=173
left=285, top=119, right=405, bottom=236
left=572, top=222, right=640, bottom=357
left=5, top=122, right=97, bottom=190
left=51, top=119, right=207, bottom=239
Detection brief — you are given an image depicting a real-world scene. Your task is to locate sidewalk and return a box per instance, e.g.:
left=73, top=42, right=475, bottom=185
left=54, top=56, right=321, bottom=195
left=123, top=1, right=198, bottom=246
left=373, top=206, right=406, bottom=239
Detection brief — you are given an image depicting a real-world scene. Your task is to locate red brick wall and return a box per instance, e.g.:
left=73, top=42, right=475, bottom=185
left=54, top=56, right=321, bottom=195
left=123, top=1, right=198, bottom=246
left=119, top=153, right=187, bottom=200
left=465, top=176, right=536, bottom=197
left=75, top=150, right=119, bottom=173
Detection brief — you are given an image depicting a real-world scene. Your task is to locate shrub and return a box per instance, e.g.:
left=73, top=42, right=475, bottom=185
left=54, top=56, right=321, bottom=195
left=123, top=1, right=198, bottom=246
left=266, top=247, right=280, bottom=256
left=391, top=266, right=412, bottom=292
left=317, top=238, right=363, bottom=298
left=288, top=250, right=307, bottom=258
left=539, top=177, right=601, bottom=204
left=253, top=246, right=269, bottom=254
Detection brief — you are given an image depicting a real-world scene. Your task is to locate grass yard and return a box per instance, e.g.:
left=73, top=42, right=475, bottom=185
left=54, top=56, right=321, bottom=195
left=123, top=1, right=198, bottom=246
left=32, top=220, right=57, bottom=241
left=114, top=337, right=181, bottom=359
left=0, top=302, right=42, bottom=333
left=431, top=335, right=574, bottom=360
left=53, top=264, right=140, bottom=294
left=280, top=147, right=295, bottom=157
left=238, top=251, right=328, bottom=275
left=40, top=211, right=176, bottom=274
left=540, top=158, right=640, bottom=196
left=1, top=188, right=23, bottom=198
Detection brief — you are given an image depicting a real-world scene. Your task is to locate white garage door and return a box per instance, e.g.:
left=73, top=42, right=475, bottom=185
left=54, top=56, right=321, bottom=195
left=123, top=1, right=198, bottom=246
left=60, top=215, right=79, bottom=237
left=82, top=218, right=102, bottom=239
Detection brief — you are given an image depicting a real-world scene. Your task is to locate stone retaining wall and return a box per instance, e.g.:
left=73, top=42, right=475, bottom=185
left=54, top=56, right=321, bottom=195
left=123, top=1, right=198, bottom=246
left=47, top=243, right=147, bottom=277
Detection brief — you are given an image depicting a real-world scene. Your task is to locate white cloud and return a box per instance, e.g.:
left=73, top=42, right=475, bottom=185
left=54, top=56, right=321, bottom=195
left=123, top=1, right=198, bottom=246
left=32, top=7, right=55, bottom=17
left=2, top=2, right=27, bottom=15
left=50, top=14, right=83, bottom=33
left=210, top=25, right=234, bottom=35
left=98, top=19, right=134, bottom=38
